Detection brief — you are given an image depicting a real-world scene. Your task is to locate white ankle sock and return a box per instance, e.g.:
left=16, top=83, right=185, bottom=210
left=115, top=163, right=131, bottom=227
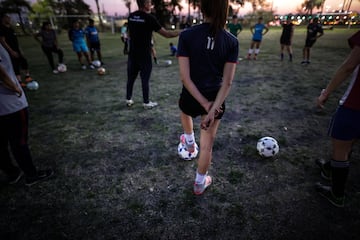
left=195, top=171, right=205, bottom=184
left=184, top=132, right=194, bottom=144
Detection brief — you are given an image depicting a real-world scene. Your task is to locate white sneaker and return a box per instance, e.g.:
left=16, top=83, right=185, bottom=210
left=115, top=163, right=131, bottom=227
left=126, top=99, right=134, bottom=107
left=81, top=65, right=87, bottom=70
left=53, top=69, right=59, bottom=74
left=143, top=101, right=158, bottom=109
left=89, top=64, right=95, bottom=69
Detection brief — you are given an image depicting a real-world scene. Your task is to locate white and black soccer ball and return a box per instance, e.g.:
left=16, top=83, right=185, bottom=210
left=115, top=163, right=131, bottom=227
left=177, top=142, right=199, bottom=160
left=257, top=136, right=279, bottom=158
left=57, top=63, right=67, bottom=73
left=164, top=60, right=172, bottom=66
left=92, top=60, right=101, bottom=68
left=26, top=81, right=39, bottom=91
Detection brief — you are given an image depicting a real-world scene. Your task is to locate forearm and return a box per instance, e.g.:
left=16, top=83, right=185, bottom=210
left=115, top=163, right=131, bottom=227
left=0, top=66, right=20, bottom=93
left=322, top=46, right=360, bottom=98
left=211, top=63, right=236, bottom=111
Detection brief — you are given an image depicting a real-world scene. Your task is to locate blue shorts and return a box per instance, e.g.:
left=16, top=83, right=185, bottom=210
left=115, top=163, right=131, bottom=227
left=328, top=106, right=360, bottom=140
left=73, top=42, right=89, bottom=53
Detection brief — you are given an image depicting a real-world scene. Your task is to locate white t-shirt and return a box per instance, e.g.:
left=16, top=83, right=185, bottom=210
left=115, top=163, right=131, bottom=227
left=0, top=43, right=28, bottom=116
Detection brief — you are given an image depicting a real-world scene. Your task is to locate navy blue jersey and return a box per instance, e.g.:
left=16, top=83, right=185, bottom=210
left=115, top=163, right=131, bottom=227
left=177, top=23, right=238, bottom=91
left=85, top=26, right=99, bottom=43
left=306, top=23, right=323, bottom=40
left=281, top=23, right=293, bottom=40
left=128, top=11, right=162, bottom=58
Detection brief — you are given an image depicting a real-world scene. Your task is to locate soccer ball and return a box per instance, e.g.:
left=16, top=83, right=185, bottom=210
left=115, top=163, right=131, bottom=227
left=178, top=142, right=199, bottom=160
left=57, top=64, right=67, bottom=73
left=92, top=60, right=101, bottom=68
left=164, top=60, right=172, bottom=66
left=177, top=134, right=199, bottom=160
left=97, top=67, right=106, bottom=75
left=256, top=136, right=279, bottom=158
left=26, top=81, right=39, bottom=90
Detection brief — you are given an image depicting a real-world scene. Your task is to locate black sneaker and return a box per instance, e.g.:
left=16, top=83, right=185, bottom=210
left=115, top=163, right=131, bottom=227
left=8, top=171, right=23, bottom=184
left=315, top=182, right=344, bottom=208
left=25, top=169, right=54, bottom=186
left=315, top=159, right=331, bottom=181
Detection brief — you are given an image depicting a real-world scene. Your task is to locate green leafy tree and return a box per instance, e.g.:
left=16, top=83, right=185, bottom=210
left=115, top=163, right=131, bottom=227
left=0, top=0, right=33, bottom=34
left=301, top=0, right=324, bottom=15
left=30, top=0, right=55, bottom=29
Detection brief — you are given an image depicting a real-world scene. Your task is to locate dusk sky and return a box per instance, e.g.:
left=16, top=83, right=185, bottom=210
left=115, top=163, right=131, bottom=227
left=83, top=0, right=360, bottom=16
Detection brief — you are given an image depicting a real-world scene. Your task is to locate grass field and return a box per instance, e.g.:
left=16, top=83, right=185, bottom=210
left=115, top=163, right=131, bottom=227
left=1, top=26, right=360, bottom=240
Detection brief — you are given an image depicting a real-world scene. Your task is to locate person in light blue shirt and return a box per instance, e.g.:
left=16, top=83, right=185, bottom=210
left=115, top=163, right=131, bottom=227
left=247, top=17, right=269, bottom=60
left=68, top=20, right=93, bottom=70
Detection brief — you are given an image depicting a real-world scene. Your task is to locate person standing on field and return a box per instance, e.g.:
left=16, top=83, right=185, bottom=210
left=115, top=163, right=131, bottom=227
left=68, top=20, right=94, bottom=70
left=0, top=43, right=54, bottom=186
left=177, top=0, right=238, bottom=195
left=280, top=18, right=294, bottom=62
left=226, top=15, right=242, bottom=38
left=125, top=0, right=179, bottom=109
left=301, top=17, right=323, bottom=64
left=34, top=21, right=64, bottom=74
left=0, top=13, right=33, bottom=87
left=85, top=19, right=104, bottom=66
left=247, top=17, right=269, bottom=60
left=315, top=30, right=360, bottom=208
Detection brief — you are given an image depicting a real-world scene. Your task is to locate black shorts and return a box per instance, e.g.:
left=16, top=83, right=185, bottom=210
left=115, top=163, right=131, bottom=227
left=89, top=41, right=101, bottom=51
left=280, top=37, right=291, bottom=45
left=305, top=38, right=316, bottom=48
left=178, top=88, right=225, bottom=119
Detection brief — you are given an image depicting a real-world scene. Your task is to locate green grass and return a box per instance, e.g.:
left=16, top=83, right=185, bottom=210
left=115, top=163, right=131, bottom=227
left=1, top=26, right=360, bottom=240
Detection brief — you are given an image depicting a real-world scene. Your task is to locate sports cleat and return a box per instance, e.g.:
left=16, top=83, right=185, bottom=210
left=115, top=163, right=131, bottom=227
left=315, top=182, right=344, bottom=208
left=89, top=64, right=95, bottom=69
left=143, top=101, right=158, bottom=109
left=126, top=99, right=134, bottom=107
left=315, top=159, right=331, bottom=181
left=8, top=171, right=23, bottom=184
left=53, top=69, right=59, bottom=74
left=301, top=60, right=307, bottom=65
left=81, top=65, right=87, bottom=70
left=180, top=134, right=195, bottom=153
left=194, top=175, right=212, bottom=195
left=25, top=169, right=54, bottom=186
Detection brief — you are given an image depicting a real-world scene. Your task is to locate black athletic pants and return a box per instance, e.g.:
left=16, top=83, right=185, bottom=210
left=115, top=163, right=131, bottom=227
left=0, top=108, right=37, bottom=177
left=42, top=45, right=64, bottom=70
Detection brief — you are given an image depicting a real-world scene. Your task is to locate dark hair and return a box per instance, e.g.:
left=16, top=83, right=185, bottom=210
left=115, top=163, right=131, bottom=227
left=232, top=15, right=238, bottom=19
left=88, top=18, right=94, bottom=23
left=201, top=0, right=229, bottom=36
left=136, top=0, right=146, bottom=8
left=42, top=21, right=51, bottom=29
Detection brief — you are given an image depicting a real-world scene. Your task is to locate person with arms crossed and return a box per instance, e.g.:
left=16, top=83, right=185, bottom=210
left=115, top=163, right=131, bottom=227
left=247, top=17, right=269, bottom=60
left=0, top=43, right=53, bottom=186
left=316, top=30, right=360, bottom=207
left=126, top=0, right=179, bottom=109
left=177, top=0, right=238, bottom=195
left=301, top=17, right=323, bottom=64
